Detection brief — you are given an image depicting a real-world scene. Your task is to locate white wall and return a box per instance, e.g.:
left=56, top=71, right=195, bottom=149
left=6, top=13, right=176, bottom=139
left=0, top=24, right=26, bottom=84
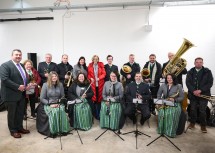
left=0, top=5, right=215, bottom=93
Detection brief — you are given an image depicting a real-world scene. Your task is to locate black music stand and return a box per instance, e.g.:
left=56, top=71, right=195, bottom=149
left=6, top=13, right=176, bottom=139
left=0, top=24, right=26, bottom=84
left=122, top=99, right=151, bottom=149
left=147, top=99, right=181, bottom=151
left=70, top=98, right=84, bottom=144
left=95, top=99, right=124, bottom=141
left=44, top=97, right=72, bottom=150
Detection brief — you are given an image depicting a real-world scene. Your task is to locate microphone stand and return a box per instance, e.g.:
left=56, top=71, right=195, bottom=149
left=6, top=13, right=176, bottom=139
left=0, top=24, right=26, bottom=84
left=147, top=100, right=181, bottom=151
left=44, top=97, right=72, bottom=150
left=122, top=98, right=151, bottom=149
left=95, top=99, right=124, bottom=141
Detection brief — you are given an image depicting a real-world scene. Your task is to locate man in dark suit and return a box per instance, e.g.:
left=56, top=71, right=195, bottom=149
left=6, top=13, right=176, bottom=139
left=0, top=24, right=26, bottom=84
left=186, top=57, right=213, bottom=133
left=0, top=49, right=30, bottom=138
left=125, top=72, right=151, bottom=125
left=104, top=55, right=120, bottom=82
left=38, top=53, right=58, bottom=86
left=120, top=54, right=140, bottom=85
left=162, top=52, right=187, bottom=86
left=143, top=54, right=162, bottom=115
left=57, top=54, right=73, bottom=98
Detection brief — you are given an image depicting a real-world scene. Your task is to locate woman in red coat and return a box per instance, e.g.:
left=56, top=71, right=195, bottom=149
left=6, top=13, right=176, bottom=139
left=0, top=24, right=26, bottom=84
left=23, top=60, right=41, bottom=118
left=88, top=55, right=106, bottom=119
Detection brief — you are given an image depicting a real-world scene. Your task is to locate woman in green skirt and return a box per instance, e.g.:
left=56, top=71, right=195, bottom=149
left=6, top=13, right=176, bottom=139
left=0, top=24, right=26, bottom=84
left=37, top=71, right=70, bottom=137
left=68, top=73, right=94, bottom=131
left=100, top=71, right=124, bottom=130
left=157, top=74, right=184, bottom=137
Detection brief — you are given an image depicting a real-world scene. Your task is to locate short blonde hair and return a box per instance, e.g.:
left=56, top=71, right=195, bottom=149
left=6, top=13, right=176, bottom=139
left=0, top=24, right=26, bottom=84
left=23, top=59, right=33, bottom=67
left=91, top=55, right=99, bottom=62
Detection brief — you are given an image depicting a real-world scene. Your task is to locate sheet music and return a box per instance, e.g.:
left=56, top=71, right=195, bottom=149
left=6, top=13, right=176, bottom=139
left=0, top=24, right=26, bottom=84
left=153, top=98, right=175, bottom=106
left=133, top=98, right=142, bottom=104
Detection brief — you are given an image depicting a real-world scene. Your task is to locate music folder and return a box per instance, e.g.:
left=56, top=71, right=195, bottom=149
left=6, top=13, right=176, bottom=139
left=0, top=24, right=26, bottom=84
left=133, top=98, right=142, bottom=104
left=67, top=98, right=82, bottom=105
left=153, top=99, right=175, bottom=106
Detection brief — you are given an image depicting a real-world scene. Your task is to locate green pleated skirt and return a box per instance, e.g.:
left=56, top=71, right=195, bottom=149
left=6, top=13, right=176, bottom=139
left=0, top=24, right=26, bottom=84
left=73, top=99, right=93, bottom=131
left=157, top=103, right=181, bottom=137
left=44, top=105, right=70, bottom=135
left=100, top=101, right=122, bottom=130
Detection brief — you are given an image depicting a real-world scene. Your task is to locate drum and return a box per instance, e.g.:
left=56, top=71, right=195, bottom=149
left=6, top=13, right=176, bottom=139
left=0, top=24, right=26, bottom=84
left=100, top=101, right=122, bottom=130
left=73, top=99, right=92, bottom=131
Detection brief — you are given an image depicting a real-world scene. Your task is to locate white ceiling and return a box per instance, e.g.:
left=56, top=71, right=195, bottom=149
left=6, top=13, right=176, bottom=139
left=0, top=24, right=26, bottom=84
left=0, top=0, right=215, bottom=13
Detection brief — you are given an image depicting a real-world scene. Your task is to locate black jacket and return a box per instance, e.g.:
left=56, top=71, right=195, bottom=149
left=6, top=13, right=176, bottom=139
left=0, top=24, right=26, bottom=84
left=143, top=61, right=162, bottom=87
left=186, top=66, right=213, bottom=100
left=104, top=64, right=120, bottom=82
left=126, top=82, right=151, bottom=103
left=120, top=62, right=140, bottom=84
left=57, top=62, right=73, bottom=84
left=38, top=62, right=58, bottom=86
left=0, top=60, right=29, bottom=101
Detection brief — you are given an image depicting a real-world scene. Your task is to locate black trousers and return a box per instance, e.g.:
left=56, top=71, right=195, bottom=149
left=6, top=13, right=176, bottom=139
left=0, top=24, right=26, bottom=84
left=124, top=103, right=151, bottom=122
left=25, top=94, right=37, bottom=116
left=4, top=96, right=25, bottom=133
left=149, top=86, right=159, bottom=112
left=190, top=99, right=208, bottom=126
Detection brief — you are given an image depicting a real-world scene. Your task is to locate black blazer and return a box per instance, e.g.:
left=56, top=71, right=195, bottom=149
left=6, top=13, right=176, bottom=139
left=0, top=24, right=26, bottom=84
left=126, top=82, right=151, bottom=103
left=68, top=82, right=94, bottom=101
left=104, top=64, right=120, bottom=82
left=57, top=62, right=73, bottom=84
left=0, top=60, right=28, bottom=101
left=38, top=62, right=58, bottom=86
left=186, top=66, right=213, bottom=100
left=143, top=61, right=162, bottom=87
left=120, top=62, right=140, bottom=84
left=162, top=60, right=187, bottom=85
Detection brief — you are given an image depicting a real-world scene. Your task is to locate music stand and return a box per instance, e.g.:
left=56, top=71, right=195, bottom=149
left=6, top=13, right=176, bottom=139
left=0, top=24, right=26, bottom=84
left=44, top=97, right=72, bottom=150
left=122, top=99, right=151, bottom=149
left=95, top=98, right=124, bottom=141
left=147, top=99, right=181, bottom=151
left=68, top=98, right=84, bottom=144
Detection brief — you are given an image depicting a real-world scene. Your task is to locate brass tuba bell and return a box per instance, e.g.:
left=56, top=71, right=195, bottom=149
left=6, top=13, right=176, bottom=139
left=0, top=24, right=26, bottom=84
left=121, top=65, right=132, bottom=74
left=163, top=38, right=194, bottom=77
left=141, top=68, right=150, bottom=78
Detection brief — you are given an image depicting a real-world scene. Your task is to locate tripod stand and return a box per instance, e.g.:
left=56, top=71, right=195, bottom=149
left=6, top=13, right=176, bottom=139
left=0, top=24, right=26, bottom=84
left=70, top=99, right=84, bottom=144
left=95, top=100, right=124, bottom=141
left=147, top=100, right=181, bottom=151
left=122, top=100, right=151, bottom=149
left=44, top=98, right=72, bottom=150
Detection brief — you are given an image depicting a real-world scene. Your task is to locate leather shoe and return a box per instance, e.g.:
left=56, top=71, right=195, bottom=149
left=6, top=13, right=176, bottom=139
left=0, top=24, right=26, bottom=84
left=11, top=132, right=21, bottom=138
left=18, top=129, right=30, bottom=134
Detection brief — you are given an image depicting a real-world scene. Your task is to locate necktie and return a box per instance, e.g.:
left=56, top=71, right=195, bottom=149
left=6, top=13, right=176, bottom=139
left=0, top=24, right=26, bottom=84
left=17, top=64, right=26, bottom=86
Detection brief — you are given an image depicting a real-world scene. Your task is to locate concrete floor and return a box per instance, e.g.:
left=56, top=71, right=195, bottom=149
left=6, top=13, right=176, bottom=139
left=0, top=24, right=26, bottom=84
left=0, top=109, right=215, bottom=153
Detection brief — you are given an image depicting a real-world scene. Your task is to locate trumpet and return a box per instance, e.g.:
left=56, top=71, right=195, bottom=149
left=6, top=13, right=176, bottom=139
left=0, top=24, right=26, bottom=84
left=199, top=94, right=215, bottom=102
left=64, top=71, right=72, bottom=87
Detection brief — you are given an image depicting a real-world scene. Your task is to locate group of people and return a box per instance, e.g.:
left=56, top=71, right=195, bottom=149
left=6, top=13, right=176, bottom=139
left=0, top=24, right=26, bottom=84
left=0, top=49, right=213, bottom=139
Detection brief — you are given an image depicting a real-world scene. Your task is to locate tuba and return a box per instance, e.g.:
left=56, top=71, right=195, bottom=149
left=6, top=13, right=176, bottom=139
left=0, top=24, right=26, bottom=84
left=64, top=71, right=72, bottom=87
left=163, top=38, right=194, bottom=77
left=121, top=65, right=132, bottom=74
